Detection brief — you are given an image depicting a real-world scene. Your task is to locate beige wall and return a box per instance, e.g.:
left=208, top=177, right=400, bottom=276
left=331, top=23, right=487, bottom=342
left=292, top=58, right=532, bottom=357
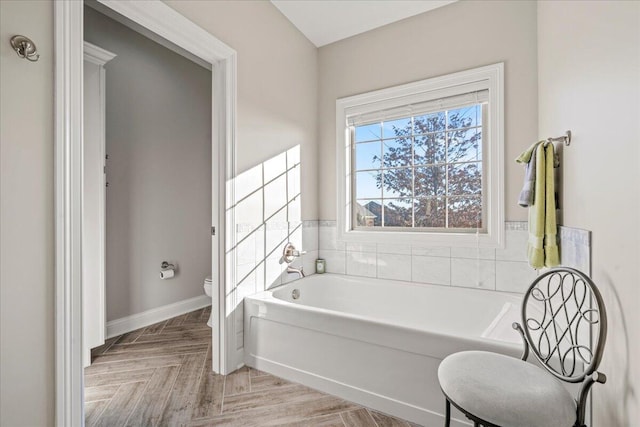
left=3, top=0, right=637, bottom=425
left=318, top=0, right=538, bottom=221
left=85, top=7, right=212, bottom=321
left=165, top=0, right=319, bottom=220
left=0, top=1, right=55, bottom=425
left=538, top=1, right=640, bottom=424
left=0, top=0, right=317, bottom=424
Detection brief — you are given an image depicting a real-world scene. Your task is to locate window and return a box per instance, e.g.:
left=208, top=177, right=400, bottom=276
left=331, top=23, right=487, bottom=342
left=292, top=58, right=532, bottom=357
left=336, top=63, right=504, bottom=247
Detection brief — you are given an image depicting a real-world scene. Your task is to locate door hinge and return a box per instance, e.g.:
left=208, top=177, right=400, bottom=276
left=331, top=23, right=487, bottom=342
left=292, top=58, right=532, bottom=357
left=211, top=226, right=216, bottom=236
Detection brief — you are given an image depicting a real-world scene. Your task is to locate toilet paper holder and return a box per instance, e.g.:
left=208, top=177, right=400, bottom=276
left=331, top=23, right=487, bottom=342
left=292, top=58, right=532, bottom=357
left=161, top=261, right=175, bottom=270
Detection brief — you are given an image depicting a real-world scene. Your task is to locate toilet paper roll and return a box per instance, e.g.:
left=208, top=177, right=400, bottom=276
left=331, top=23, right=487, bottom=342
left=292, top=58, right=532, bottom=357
left=160, top=269, right=175, bottom=280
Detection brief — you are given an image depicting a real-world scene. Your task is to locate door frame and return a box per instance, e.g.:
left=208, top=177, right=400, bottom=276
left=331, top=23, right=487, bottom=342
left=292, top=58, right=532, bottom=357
left=82, top=41, right=115, bottom=368
left=54, top=1, right=237, bottom=425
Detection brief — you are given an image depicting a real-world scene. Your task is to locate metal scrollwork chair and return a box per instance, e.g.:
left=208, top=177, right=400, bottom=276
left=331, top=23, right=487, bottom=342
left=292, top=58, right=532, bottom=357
left=437, top=267, right=607, bottom=427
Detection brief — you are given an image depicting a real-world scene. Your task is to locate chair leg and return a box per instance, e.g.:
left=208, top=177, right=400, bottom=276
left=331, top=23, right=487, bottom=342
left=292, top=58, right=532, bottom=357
left=444, top=398, right=451, bottom=427
left=474, top=422, right=480, bottom=427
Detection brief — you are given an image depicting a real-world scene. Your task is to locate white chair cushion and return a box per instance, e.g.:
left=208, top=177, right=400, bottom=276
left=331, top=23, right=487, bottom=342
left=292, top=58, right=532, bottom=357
left=438, top=351, right=576, bottom=427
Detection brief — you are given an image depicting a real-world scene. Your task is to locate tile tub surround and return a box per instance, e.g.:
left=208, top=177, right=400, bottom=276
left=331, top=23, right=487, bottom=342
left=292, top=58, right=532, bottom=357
left=228, top=220, right=319, bottom=362
left=319, top=221, right=591, bottom=294
left=234, top=220, right=320, bottom=291
left=559, top=226, right=591, bottom=275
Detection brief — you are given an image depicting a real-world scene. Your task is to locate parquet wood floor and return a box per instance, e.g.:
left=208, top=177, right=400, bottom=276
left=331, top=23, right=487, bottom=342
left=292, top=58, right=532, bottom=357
left=85, top=307, right=418, bottom=427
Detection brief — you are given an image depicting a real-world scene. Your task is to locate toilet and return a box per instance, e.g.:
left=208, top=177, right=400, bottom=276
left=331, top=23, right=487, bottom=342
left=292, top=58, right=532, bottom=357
left=203, top=276, right=213, bottom=327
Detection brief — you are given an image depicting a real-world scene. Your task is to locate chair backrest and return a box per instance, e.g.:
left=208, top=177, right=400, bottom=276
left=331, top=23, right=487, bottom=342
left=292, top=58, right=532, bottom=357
left=521, top=267, right=607, bottom=383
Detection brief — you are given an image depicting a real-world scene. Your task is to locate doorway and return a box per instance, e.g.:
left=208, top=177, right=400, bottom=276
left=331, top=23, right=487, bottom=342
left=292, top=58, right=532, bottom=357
left=54, top=1, right=237, bottom=425
left=82, top=4, right=213, bottom=368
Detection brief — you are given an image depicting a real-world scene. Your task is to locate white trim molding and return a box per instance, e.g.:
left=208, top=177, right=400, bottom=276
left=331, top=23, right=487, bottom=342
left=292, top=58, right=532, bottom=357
left=54, top=1, right=237, bottom=425
left=96, top=0, right=235, bottom=63
left=335, top=63, right=505, bottom=248
left=106, top=295, right=212, bottom=339
left=82, top=41, right=115, bottom=368
left=54, top=2, right=84, bottom=426
left=83, top=41, right=117, bottom=65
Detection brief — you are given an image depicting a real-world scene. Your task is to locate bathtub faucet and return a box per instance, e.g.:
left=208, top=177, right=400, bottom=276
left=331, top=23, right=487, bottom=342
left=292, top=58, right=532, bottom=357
left=281, top=242, right=306, bottom=278
left=287, top=265, right=305, bottom=278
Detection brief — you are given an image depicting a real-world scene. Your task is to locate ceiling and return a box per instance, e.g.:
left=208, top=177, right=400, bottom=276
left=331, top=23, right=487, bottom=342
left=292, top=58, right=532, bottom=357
left=271, top=0, right=458, bottom=47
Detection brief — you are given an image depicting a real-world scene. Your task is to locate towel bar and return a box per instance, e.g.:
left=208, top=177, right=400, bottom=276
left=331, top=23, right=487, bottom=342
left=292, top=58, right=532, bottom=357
left=547, top=130, right=571, bottom=146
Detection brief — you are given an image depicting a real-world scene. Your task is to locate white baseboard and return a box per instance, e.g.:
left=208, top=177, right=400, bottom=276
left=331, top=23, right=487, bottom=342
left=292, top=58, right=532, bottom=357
left=106, top=295, right=211, bottom=338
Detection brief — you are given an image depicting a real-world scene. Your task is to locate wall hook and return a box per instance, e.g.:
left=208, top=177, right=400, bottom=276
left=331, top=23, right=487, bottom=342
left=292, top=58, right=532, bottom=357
left=10, top=35, right=40, bottom=62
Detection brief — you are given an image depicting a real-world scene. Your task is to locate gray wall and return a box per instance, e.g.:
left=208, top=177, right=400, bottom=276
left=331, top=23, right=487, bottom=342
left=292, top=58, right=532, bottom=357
left=538, top=1, right=640, bottom=424
left=85, top=7, right=212, bottom=321
left=318, top=0, right=538, bottom=222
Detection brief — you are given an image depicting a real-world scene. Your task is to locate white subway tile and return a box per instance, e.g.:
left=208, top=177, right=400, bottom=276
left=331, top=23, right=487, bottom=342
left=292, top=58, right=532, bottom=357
left=254, top=224, right=265, bottom=259
left=451, top=258, right=496, bottom=290
left=235, top=190, right=263, bottom=234
left=451, top=246, right=496, bottom=260
left=303, top=250, right=319, bottom=276
left=377, top=243, right=411, bottom=255
left=496, top=229, right=529, bottom=262
left=559, top=241, right=590, bottom=274
left=319, top=225, right=345, bottom=250
left=302, top=224, right=319, bottom=251
left=265, top=209, right=288, bottom=257
left=412, top=255, right=451, bottom=286
left=319, top=249, right=346, bottom=274
left=236, top=232, right=258, bottom=266
left=236, top=262, right=256, bottom=287
left=254, top=262, right=265, bottom=292
left=496, top=260, right=537, bottom=293
left=236, top=272, right=257, bottom=300
left=377, top=253, right=412, bottom=281
left=412, top=246, right=451, bottom=257
left=559, top=226, right=590, bottom=247
left=264, top=256, right=283, bottom=288
left=346, top=252, right=377, bottom=278
left=287, top=223, right=303, bottom=250
left=346, top=242, right=376, bottom=253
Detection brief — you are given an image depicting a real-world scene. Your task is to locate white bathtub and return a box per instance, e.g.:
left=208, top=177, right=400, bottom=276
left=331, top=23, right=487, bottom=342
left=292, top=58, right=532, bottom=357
left=244, top=274, right=524, bottom=426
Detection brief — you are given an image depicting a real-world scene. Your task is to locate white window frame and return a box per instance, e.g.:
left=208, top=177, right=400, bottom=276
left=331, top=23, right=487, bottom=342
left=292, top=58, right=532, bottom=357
left=335, top=63, right=504, bottom=248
